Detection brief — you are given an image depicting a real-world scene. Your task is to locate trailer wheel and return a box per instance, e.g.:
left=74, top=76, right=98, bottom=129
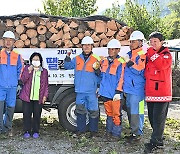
left=58, top=93, right=77, bottom=132
left=58, top=92, right=90, bottom=132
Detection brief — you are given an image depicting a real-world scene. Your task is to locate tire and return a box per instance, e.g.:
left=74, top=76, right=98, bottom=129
left=58, top=92, right=90, bottom=132
left=58, top=92, right=77, bottom=132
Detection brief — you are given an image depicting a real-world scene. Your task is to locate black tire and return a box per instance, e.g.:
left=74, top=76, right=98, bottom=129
left=58, top=92, right=77, bottom=132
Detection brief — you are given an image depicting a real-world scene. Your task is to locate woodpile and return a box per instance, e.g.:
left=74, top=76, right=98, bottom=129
left=0, top=14, right=133, bottom=48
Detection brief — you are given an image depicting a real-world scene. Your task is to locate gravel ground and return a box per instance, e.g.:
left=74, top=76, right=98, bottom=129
left=0, top=101, right=180, bottom=154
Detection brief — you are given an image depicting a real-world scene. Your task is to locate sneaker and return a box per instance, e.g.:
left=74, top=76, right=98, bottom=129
left=33, top=133, right=39, bottom=139
left=24, top=132, right=31, bottom=139
left=144, top=143, right=164, bottom=153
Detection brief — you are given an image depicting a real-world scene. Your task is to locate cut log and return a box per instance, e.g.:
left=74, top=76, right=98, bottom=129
left=88, top=21, right=95, bottom=29
left=117, top=30, right=126, bottom=37
left=98, top=33, right=107, bottom=39
left=39, top=18, right=46, bottom=25
left=56, top=19, right=64, bottom=28
left=49, top=30, right=63, bottom=41
left=6, top=19, right=14, bottom=27
left=107, top=20, right=117, bottom=31
left=69, top=21, right=78, bottom=28
left=30, top=45, right=37, bottom=48
left=37, top=25, right=47, bottom=35
left=77, top=33, right=84, bottom=40
left=51, top=22, right=57, bottom=27
left=46, top=40, right=57, bottom=48
left=16, top=25, right=25, bottom=34
left=63, top=24, right=70, bottom=33
left=72, top=37, right=79, bottom=45
left=70, top=29, right=78, bottom=37
left=45, top=31, right=53, bottom=39
left=95, top=20, right=107, bottom=33
left=100, top=38, right=109, bottom=47
left=106, top=29, right=116, bottom=37
left=122, top=26, right=129, bottom=33
left=49, top=27, right=58, bottom=33
left=46, top=21, right=52, bottom=29
left=116, top=34, right=124, bottom=41
left=91, top=32, right=100, bottom=42
left=38, top=34, right=46, bottom=42
left=63, top=40, right=73, bottom=48
left=25, top=21, right=36, bottom=28
left=26, top=29, right=37, bottom=38
left=14, top=40, right=24, bottom=48
left=21, top=17, right=31, bottom=25
left=40, top=42, right=46, bottom=48
left=54, top=40, right=62, bottom=46
left=20, top=34, right=28, bottom=41
left=116, top=22, right=122, bottom=29
left=62, top=32, right=71, bottom=40
left=78, top=22, right=87, bottom=33
left=94, top=42, right=100, bottom=48
left=84, top=31, right=91, bottom=36
left=14, top=20, right=20, bottom=26
left=120, top=40, right=130, bottom=46
left=24, top=39, right=30, bottom=46
left=31, top=37, right=39, bottom=46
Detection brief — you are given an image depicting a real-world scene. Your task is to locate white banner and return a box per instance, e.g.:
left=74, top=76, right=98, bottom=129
left=16, top=47, right=130, bottom=84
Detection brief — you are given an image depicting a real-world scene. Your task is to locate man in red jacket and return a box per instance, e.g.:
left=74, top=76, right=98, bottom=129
left=144, top=32, right=172, bottom=153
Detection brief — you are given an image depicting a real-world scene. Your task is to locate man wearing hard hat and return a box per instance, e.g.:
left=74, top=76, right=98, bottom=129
left=98, top=39, right=125, bottom=141
left=64, top=36, right=101, bottom=138
left=0, top=31, right=22, bottom=136
left=122, top=31, right=146, bottom=143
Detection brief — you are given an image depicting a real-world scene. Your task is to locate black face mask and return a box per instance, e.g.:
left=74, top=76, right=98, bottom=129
left=82, top=51, right=92, bottom=61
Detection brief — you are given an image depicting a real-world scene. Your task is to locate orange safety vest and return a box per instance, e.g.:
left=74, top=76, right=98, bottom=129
left=0, top=49, right=19, bottom=66
left=101, top=58, right=126, bottom=91
left=76, top=55, right=99, bottom=72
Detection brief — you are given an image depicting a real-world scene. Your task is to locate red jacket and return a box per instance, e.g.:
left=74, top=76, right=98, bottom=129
left=145, top=46, right=172, bottom=102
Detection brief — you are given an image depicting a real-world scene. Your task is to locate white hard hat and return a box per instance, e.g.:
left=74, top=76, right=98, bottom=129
left=107, top=39, right=121, bottom=48
left=81, top=36, right=94, bottom=44
left=130, top=30, right=145, bottom=41
left=2, top=31, right=15, bottom=39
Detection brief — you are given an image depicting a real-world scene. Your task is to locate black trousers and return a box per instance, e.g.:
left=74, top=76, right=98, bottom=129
left=23, top=100, right=43, bottom=133
left=147, top=102, right=169, bottom=145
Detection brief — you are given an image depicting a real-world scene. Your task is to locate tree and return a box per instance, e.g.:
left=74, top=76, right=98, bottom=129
left=39, top=0, right=97, bottom=17
left=103, top=0, right=173, bottom=39
left=161, top=0, right=180, bottom=39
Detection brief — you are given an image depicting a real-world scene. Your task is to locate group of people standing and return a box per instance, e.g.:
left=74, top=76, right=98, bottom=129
left=64, top=31, right=172, bottom=153
left=0, top=29, right=172, bottom=153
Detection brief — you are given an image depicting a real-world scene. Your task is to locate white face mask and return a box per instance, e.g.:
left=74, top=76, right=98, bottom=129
left=32, top=60, right=41, bottom=67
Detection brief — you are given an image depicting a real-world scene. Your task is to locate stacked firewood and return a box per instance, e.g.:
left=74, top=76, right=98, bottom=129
left=0, top=14, right=132, bottom=48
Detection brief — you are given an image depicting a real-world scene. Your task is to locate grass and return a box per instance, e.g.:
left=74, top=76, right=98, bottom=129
left=0, top=115, right=179, bottom=153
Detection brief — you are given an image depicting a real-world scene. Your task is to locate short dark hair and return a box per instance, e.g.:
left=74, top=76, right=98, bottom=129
left=149, top=32, right=164, bottom=41
left=29, top=52, right=43, bottom=67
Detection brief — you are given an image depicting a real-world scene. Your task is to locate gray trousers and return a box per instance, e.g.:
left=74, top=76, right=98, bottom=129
left=0, top=101, right=15, bottom=132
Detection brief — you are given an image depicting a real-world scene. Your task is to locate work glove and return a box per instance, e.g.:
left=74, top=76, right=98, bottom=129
left=123, top=54, right=130, bottom=63
left=113, top=94, right=121, bottom=101
left=93, top=61, right=100, bottom=70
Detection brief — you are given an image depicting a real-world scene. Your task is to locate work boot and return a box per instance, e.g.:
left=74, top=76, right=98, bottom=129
left=125, top=134, right=141, bottom=144
left=144, top=142, right=164, bottom=153
left=89, top=131, right=99, bottom=138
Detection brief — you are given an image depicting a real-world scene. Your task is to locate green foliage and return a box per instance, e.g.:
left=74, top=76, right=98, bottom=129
left=40, top=0, right=97, bottom=17
left=161, top=0, right=180, bottom=39
left=103, top=0, right=180, bottom=39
